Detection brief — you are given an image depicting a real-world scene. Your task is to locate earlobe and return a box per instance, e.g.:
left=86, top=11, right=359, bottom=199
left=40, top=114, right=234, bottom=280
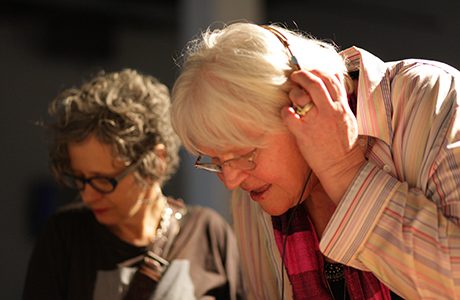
left=153, top=144, right=167, bottom=174
left=154, top=143, right=166, bottom=159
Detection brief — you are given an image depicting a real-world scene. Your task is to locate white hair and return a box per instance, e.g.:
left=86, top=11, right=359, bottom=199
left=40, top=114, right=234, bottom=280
left=171, top=22, right=349, bottom=155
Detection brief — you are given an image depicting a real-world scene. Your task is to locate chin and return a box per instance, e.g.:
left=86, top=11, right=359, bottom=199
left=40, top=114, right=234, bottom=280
left=93, top=214, right=116, bottom=226
left=259, top=203, right=289, bottom=217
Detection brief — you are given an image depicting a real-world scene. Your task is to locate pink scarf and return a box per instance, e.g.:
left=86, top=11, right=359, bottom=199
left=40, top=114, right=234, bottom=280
left=272, top=205, right=391, bottom=300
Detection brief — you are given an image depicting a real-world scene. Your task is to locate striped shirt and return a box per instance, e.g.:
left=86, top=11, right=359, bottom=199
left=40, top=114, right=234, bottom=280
left=320, top=47, right=460, bottom=299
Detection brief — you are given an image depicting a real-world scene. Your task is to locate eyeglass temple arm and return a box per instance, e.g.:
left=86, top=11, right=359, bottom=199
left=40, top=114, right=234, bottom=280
left=259, top=25, right=301, bottom=70
left=114, top=155, right=145, bottom=181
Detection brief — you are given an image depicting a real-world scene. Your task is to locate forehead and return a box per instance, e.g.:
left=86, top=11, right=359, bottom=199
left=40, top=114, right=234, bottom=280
left=196, top=128, right=267, bottom=156
left=67, top=135, right=123, bottom=172
left=198, top=145, right=254, bottom=158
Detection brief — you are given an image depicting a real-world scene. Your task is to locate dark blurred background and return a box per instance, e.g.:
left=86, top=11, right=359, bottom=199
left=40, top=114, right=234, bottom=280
left=1, top=0, right=459, bottom=298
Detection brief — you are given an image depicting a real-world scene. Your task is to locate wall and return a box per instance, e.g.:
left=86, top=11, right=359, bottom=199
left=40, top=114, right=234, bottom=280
left=1, top=0, right=459, bottom=298
left=0, top=2, right=180, bottom=298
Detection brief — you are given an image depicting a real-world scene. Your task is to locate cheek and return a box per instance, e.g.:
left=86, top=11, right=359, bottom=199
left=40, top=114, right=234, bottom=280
left=257, top=149, right=297, bottom=177
left=112, top=180, right=144, bottom=206
left=126, top=185, right=147, bottom=205
left=260, top=150, right=307, bottom=189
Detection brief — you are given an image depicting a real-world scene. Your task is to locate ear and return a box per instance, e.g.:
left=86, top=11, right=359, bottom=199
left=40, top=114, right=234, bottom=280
left=154, top=143, right=167, bottom=174
left=154, top=143, right=166, bottom=160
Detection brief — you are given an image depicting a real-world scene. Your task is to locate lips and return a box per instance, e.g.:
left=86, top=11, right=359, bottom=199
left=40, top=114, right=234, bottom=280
left=249, top=184, right=271, bottom=202
left=92, top=207, right=109, bottom=215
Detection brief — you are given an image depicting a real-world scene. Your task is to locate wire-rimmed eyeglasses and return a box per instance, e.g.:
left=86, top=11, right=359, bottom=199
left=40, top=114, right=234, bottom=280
left=194, top=149, right=257, bottom=173
left=61, top=157, right=143, bottom=194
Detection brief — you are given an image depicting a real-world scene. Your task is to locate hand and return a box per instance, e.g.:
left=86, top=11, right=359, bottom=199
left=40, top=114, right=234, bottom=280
left=281, top=70, right=365, bottom=204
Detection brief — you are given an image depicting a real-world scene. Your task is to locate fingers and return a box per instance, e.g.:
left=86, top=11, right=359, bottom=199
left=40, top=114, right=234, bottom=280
left=290, top=70, right=347, bottom=113
left=281, top=106, right=304, bottom=131
left=289, top=86, right=310, bottom=106
left=316, top=71, right=348, bottom=107
left=295, top=102, right=314, bottom=116
left=290, top=70, right=334, bottom=112
left=289, top=86, right=315, bottom=116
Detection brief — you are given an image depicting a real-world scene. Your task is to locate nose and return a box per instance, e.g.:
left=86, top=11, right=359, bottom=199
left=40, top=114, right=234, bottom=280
left=80, top=184, right=103, bottom=204
left=217, top=166, right=249, bottom=190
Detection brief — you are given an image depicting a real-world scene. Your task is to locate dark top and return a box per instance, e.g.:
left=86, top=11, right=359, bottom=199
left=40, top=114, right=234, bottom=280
left=23, top=202, right=243, bottom=300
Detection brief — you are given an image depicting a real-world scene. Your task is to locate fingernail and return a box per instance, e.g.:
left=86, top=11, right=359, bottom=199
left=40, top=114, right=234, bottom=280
left=289, top=107, right=301, bottom=119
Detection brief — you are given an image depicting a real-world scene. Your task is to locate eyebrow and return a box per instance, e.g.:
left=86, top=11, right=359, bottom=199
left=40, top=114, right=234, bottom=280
left=69, top=168, right=121, bottom=178
left=199, top=148, right=255, bottom=160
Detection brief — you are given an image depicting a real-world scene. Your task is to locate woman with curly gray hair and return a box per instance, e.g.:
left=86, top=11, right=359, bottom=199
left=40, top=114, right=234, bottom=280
left=23, top=69, right=242, bottom=300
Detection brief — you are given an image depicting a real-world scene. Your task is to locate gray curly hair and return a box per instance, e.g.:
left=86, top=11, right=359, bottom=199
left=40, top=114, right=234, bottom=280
left=48, top=69, right=181, bottom=186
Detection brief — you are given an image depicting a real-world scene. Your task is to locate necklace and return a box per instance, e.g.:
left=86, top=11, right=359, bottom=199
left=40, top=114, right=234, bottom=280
left=122, top=199, right=186, bottom=300
left=119, top=198, right=185, bottom=269
left=324, top=262, right=344, bottom=282
left=135, top=198, right=185, bottom=282
left=150, top=197, right=184, bottom=256
left=325, top=262, right=347, bottom=300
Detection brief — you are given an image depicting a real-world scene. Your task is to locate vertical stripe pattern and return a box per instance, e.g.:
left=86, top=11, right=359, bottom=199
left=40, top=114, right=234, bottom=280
left=320, top=47, right=460, bottom=299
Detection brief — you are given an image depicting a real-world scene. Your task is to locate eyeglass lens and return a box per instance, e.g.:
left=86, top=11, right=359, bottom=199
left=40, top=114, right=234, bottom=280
left=195, top=149, right=256, bottom=173
left=62, top=174, right=116, bottom=193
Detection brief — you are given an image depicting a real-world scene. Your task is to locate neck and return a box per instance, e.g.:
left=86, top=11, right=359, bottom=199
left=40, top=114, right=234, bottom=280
left=112, top=185, right=167, bottom=246
left=303, top=183, right=336, bottom=239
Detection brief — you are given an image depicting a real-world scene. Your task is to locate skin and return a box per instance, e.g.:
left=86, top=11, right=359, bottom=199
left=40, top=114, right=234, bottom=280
left=282, top=70, right=365, bottom=205
left=202, top=131, right=315, bottom=216
left=202, top=130, right=337, bottom=237
left=67, top=134, right=164, bottom=246
left=200, top=71, right=360, bottom=237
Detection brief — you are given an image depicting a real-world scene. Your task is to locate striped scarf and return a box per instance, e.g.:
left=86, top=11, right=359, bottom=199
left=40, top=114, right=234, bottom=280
left=272, top=204, right=391, bottom=300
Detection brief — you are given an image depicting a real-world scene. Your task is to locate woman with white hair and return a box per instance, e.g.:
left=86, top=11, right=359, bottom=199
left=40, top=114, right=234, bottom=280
left=171, top=21, right=460, bottom=299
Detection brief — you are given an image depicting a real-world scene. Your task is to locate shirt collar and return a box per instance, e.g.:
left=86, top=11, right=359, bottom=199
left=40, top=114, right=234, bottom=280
left=340, top=46, right=392, bottom=146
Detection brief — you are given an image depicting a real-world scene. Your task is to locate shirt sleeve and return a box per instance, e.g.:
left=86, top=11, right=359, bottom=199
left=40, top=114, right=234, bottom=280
left=320, top=62, right=460, bottom=299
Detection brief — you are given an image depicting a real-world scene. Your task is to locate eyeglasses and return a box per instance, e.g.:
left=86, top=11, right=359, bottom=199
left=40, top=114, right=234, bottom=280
left=194, top=149, right=257, bottom=173
left=61, top=158, right=143, bottom=194
left=259, top=25, right=301, bottom=71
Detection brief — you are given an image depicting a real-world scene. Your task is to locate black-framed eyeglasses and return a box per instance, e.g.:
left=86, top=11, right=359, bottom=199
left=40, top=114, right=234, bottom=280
left=61, top=158, right=143, bottom=194
left=194, top=149, right=257, bottom=173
